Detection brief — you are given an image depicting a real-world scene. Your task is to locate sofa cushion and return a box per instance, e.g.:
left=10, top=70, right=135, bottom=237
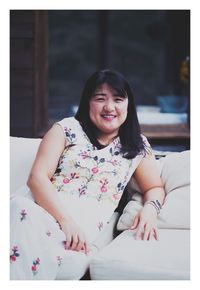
left=90, top=229, right=190, bottom=280
left=159, top=150, right=190, bottom=192
left=117, top=151, right=190, bottom=230
left=127, top=150, right=190, bottom=194
left=10, top=137, right=41, bottom=194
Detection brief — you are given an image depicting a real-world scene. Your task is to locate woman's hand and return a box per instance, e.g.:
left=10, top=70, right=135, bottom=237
left=130, top=204, right=159, bottom=240
left=59, top=218, right=90, bottom=254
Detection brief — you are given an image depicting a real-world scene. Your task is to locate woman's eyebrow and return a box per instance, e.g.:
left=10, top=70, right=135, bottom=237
left=113, top=93, right=126, bottom=98
left=93, top=92, right=106, bottom=96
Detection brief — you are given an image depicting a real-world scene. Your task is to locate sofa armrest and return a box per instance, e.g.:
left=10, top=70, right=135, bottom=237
left=10, top=137, right=41, bottom=194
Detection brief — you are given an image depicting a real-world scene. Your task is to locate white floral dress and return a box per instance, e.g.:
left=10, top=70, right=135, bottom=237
left=10, top=117, right=148, bottom=280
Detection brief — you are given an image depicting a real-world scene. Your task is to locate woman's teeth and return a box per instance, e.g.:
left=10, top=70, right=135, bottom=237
left=102, top=115, right=116, bottom=119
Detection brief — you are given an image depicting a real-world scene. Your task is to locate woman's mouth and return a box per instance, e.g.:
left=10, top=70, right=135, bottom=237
left=101, top=114, right=116, bottom=121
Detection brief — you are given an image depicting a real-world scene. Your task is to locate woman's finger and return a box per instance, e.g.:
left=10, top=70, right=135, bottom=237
left=148, top=229, right=154, bottom=240
left=63, top=229, right=72, bottom=250
left=130, top=215, right=139, bottom=230
left=135, top=221, right=145, bottom=240
left=84, top=240, right=90, bottom=255
left=65, top=237, right=72, bottom=250
left=76, top=233, right=85, bottom=252
left=76, top=241, right=84, bottom=252
left=153, top=228, right=159, bottom=240
left=70, top=234, right=79, bottom=250
left=143, top=225, right=150, bottom=240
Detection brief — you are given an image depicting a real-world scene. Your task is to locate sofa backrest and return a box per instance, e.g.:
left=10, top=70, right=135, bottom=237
left=118, top=150, right=190, bottom=230
left=10, top=137, right=41, bottom=194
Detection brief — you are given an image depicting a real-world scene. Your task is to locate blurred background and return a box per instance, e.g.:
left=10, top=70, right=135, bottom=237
left=10, top=10, right=190, bottom=151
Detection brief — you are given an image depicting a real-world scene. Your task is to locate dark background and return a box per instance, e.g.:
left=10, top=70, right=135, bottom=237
left=10, top=10, right=190, bottom=144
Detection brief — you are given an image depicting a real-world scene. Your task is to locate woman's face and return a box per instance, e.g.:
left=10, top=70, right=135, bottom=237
left=89, top=83, right=128, bottom=142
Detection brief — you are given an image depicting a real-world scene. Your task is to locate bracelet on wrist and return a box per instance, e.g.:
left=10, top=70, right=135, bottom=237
left=144, top=199, right=162, bottom=214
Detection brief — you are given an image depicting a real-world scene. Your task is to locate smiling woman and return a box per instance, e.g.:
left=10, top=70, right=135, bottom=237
left=10, top=69, right=166, bottom=280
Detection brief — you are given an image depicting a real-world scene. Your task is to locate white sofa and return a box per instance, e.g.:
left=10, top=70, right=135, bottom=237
left=10, top=137, right=190, bottom=280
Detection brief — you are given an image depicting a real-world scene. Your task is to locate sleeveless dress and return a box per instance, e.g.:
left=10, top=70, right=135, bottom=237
left=10, top=117, right=149, bottom=280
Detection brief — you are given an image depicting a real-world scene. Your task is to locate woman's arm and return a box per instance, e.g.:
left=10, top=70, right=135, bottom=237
left=27, top=124, right=89, bottom=253
left=130, top=151, right=166, bottom=240
left=27, top=124, right=67, bottom=221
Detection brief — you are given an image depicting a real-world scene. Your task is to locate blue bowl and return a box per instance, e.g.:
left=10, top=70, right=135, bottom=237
left=157, top=96, right=188, bottom=113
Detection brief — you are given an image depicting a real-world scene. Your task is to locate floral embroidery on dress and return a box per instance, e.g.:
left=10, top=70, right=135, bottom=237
left=52, top=118, right=141, bottom=207
left=98, top=221, right=103, bottom=231
left=100, top=178, right=109, bottom=193
left=78, top=183, right=87, bottom=197
left=63, top=127, right=77, bottom=144
left=52, top=139, right=132, bottom=203
left=10, top=246, right=20, bottom=263
left=63, top=172, right=79, bottom=184
left=31, top=258, right=40, bottom=275
left=78, top=151, right=106, bottom=168
left=20, top=209, right=27, bottom=221
left=46, top=230, right=51, bottom=237
left=79, top=150, right=91, bottom=160
left=112, top=182, right=126, bottom=201
left=57, top=256, right=62, bottom=266
left=109, top=141, right=121, bottom=156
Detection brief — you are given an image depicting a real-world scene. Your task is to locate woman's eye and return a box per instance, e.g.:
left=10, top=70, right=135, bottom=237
left=96, top=97, right=105, bottom=101
left=115, top=98, right=124, bottom=102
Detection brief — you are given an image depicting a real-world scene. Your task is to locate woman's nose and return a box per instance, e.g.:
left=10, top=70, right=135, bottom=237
left=103, top=100, right=115, bottom=111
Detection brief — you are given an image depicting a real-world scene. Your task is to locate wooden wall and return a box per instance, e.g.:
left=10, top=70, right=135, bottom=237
left=10, top=10, right=48, bottom=137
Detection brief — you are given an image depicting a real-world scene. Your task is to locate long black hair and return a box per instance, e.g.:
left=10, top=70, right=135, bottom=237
left=75, top=69, right=147, bottom=159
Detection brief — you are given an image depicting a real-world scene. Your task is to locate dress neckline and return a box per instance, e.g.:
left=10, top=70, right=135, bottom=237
left=73, top=117, right=120, bottom=151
